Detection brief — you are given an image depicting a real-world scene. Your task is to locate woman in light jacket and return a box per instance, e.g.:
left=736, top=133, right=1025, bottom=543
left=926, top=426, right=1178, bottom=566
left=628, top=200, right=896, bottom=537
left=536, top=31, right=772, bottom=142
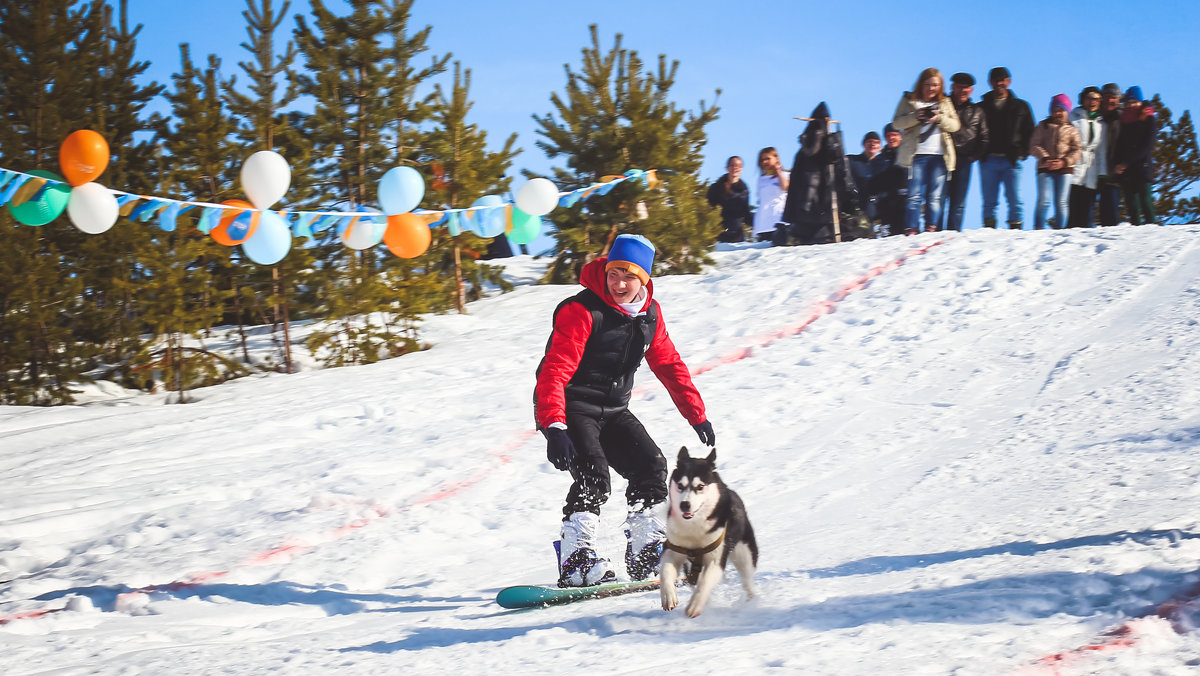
left=892, top=68, right=960, bottom=233
left=1030, top=94, right=1082, bottom=230
left=1067, top=87, right=1107, bottom=228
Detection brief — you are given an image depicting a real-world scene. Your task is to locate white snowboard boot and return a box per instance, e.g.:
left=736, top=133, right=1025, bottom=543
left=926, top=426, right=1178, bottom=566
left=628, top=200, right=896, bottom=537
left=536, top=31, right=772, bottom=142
left=557, top=511, right=616, bottom=588
left=624, top=506, right=665, bottom=581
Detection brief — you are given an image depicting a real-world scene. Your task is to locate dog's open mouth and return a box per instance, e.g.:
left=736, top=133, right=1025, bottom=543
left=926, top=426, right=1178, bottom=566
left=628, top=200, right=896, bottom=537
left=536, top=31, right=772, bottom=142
left=681, top=511, right=694, bottom=520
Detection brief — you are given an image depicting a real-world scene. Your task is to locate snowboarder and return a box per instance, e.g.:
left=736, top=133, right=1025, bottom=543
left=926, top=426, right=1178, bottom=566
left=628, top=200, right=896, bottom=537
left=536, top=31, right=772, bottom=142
left=534, top=234, right=714, bottom=588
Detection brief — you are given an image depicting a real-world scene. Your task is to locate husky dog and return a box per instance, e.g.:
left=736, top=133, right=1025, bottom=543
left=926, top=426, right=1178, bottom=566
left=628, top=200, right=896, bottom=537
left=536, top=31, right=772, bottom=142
left=661, top=447, right=758, bottom=617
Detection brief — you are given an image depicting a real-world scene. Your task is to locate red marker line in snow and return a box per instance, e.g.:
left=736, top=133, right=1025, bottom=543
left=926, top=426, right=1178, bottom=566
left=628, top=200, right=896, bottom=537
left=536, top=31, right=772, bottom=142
left=1030, top=578, right=1200, bottom=673
left=657, top=238, right=950, bottom=383
left=0, top=431, right=535, bottom=627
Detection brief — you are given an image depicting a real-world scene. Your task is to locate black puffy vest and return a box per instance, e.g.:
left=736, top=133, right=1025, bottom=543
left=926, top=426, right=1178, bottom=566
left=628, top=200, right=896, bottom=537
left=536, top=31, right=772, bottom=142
left=537, top=288, right=659, bottom=420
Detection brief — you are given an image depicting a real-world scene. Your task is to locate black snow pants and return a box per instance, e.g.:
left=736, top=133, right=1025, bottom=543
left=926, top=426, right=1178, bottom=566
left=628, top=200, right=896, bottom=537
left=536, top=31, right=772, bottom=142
left=562, top=408, right=668, bottom=518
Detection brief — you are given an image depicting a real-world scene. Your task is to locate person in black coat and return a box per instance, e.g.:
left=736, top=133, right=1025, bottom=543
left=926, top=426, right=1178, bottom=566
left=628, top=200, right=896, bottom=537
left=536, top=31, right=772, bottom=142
left=782, top=102, right=854, bottom=245
left=1112, top=86, right=1158, bottom=224
left=848, top=131, right=889, bottom=225
left=977, top=67, right=1035, bottom=229
left=869, top=123, right=908, bottom=236
left=706, top=156, right=752, bottom=242
left=942, top=72, right=989, bottom=231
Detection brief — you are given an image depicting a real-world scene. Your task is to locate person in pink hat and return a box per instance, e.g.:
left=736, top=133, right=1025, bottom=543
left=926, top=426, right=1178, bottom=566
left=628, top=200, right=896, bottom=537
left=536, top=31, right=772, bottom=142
left=1029, top=94, right=1081, bottom=229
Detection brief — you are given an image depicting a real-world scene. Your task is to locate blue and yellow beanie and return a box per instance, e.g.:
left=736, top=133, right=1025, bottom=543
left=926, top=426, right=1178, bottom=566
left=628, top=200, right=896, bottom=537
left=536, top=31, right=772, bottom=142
left=605, top=234, right=656, bottom=284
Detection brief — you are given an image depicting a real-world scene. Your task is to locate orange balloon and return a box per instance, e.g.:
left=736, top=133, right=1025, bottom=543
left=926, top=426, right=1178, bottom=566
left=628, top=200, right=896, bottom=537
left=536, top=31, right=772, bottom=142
left=59, top=130, right=110, bottom=186
left=210, top=199, right=260, bottom=246
left=384, top=213, right=431, bottom=258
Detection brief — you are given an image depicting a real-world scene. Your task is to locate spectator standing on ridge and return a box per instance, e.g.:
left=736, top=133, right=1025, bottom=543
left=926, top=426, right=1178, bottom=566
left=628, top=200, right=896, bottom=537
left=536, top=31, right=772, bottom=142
left=978, top=67, right=1035, bottom=230
left=752, top=147, right=791, bottom=243
left=848, top=131, right=888, bottom=227
left=892, top=67, right=960, bottom=233
left=706, top=156, right=752, bottom=243
left=1029, top=94, right=1081, bottom=230
left=943, top=72, right=989, bottom=231
left=781, top=102, right=842, bottom=245
left=1097, top=83, right=1124, bottom=226
left=1067, top=87, right=1108, bottom=228
left=1113, top=86, right=1158, bottom=225
left=872, top=123, right=908, bottom=236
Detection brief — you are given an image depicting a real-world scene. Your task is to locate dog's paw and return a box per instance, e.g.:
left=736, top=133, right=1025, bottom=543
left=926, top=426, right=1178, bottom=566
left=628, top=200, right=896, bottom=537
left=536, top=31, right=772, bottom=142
left=661, top=588, right=677, bottom=612
left=685, top=596, right=706, bottom=618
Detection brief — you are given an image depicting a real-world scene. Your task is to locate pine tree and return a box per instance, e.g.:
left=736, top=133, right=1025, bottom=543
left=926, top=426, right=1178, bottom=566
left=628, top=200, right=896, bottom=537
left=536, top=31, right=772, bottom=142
left=1149, top=95, right=1200, bottom=224
left=222, top=0, right=314, bottom=373
left=422, top=61, right=518, bottom=313
left=294, top=0, right=449, bottom=366
left=532, top=25, right=721, bottom=283
left=0, top=0, right=98, bottom=404
left=144, top=44, right=241, bottom=402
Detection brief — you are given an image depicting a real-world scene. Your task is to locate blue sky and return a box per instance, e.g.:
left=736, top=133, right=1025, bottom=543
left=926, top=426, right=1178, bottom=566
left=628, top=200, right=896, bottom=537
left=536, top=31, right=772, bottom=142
left=126, top=0, right=1199, bottom=229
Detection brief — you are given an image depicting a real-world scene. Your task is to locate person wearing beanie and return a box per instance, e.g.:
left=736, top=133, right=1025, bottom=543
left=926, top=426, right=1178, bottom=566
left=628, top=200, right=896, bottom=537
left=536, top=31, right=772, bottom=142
left=891, top=67, right=961, bottom=233
left=848, top=131, right=888, bottom=227
left=1067, top=87, right=1109, bottom=228
left=534, top=233, right=714, bottom=587
left=1095, top=83, right=1125, bottom=226
left=873, top=122, right=908, bottom=236
left=942, top=72, right=990, bottom=231
left=978, top=66, right=1035, bottom=229
left=1112, top=86, right=1158, bottom=224
left=1029, top=94, right=1082, bottom=230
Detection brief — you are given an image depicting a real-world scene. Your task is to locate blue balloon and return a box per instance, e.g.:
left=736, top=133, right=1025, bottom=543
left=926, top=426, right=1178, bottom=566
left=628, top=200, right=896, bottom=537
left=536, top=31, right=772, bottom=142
left=470, top=194, right=507, bottom=237
left=241, top=211, right=291, bottom=265
left=378, top=166, right=425, bottom=214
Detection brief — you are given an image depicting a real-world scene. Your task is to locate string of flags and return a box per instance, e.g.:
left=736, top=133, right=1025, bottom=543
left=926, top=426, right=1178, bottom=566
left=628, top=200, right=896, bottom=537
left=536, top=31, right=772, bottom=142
left=1, top=128, right=662, bottom=265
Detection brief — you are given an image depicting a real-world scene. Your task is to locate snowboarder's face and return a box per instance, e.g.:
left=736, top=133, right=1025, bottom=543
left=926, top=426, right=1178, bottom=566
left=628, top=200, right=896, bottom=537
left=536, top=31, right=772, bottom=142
left=607, top=267, right=644, bottom=304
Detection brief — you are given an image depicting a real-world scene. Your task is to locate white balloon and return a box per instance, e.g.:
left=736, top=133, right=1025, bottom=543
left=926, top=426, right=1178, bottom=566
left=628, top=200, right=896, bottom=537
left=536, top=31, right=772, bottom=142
left=342, top=213, right=386, bottom=250
left=240, top=150, right=291, bottom=209
left=515, top=177, right=559, bottom=216
left=66, top=182, right=119, bottom=234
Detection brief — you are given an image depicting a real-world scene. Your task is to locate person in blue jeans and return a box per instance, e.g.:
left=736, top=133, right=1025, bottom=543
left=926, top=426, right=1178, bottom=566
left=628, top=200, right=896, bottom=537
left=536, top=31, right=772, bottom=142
left=942, top=72, right=989, bottom=231
left=1030, top=94, right=1081, bottom=230
left=892, top=68, right=960, bottom=233
left=977, top=67, right=1035, bottom=229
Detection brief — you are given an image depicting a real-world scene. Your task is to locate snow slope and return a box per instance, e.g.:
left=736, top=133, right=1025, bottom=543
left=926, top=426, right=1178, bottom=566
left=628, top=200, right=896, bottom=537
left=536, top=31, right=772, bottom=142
left=4, top=225, right=1200, bottom=675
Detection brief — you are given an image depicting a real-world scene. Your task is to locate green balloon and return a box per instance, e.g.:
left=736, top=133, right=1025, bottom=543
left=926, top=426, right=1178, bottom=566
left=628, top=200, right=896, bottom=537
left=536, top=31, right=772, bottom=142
left=8, top=169, right=71, bottom=226
left=508, top=207, right=542, bottom=245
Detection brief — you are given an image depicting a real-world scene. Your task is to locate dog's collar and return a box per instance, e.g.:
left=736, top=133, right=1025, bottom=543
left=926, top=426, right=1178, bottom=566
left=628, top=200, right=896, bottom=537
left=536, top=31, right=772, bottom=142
left=665, top=530, right=725, bottom=558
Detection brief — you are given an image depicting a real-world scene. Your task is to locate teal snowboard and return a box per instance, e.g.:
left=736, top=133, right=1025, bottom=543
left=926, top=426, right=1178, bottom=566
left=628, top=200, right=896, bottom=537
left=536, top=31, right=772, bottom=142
left=496, top=578, right=666, bottom=609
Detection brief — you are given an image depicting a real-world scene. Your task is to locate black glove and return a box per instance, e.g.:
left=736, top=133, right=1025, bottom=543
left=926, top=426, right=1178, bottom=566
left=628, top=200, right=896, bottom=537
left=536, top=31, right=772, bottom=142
left=692, top=420, right=715, bottom=447
left=543, top=427, right=574, bottom=471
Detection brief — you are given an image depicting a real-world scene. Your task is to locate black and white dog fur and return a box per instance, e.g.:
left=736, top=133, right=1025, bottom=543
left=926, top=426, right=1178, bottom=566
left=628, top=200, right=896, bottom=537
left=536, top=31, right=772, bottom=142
left=661, top=447, right=758, bottom=617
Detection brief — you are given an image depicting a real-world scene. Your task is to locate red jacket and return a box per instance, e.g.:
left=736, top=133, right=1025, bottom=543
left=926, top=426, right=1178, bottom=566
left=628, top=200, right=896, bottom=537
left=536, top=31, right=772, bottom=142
left=534, top=258, right=706, bottom=429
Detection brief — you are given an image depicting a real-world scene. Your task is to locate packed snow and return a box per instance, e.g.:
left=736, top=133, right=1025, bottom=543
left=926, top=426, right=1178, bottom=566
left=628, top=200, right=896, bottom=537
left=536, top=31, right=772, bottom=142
left=4, top=225, right=1200, bottom=674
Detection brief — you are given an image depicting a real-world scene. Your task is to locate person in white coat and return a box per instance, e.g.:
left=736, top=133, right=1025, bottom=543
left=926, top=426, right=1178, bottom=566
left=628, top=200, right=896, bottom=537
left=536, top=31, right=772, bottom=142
left=752, top=147, right=791, bottom=242
left=1066, top=87, right=1108, bottom=228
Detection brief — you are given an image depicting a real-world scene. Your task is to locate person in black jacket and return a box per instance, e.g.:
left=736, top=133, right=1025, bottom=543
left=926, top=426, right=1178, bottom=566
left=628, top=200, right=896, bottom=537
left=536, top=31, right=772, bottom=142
left=1113, top=86, right=1158, bottom=224
left=1097, top=83, right=1124, bottom=226
left=977, top=67, right=1035, bottom=229
left=847, top=131, right=888, bottom=224
left=870, top=123, right=908, bottom=237
left=942, top=72, right=989, bottom=231
left=706, top=156, right=752, bottom=243
left=781, top=102, right=840, bottom=245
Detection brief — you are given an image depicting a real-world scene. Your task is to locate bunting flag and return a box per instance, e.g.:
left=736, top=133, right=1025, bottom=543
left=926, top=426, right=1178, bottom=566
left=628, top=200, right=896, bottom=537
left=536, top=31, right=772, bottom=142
left=0, top=164, right=666, bottom=258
